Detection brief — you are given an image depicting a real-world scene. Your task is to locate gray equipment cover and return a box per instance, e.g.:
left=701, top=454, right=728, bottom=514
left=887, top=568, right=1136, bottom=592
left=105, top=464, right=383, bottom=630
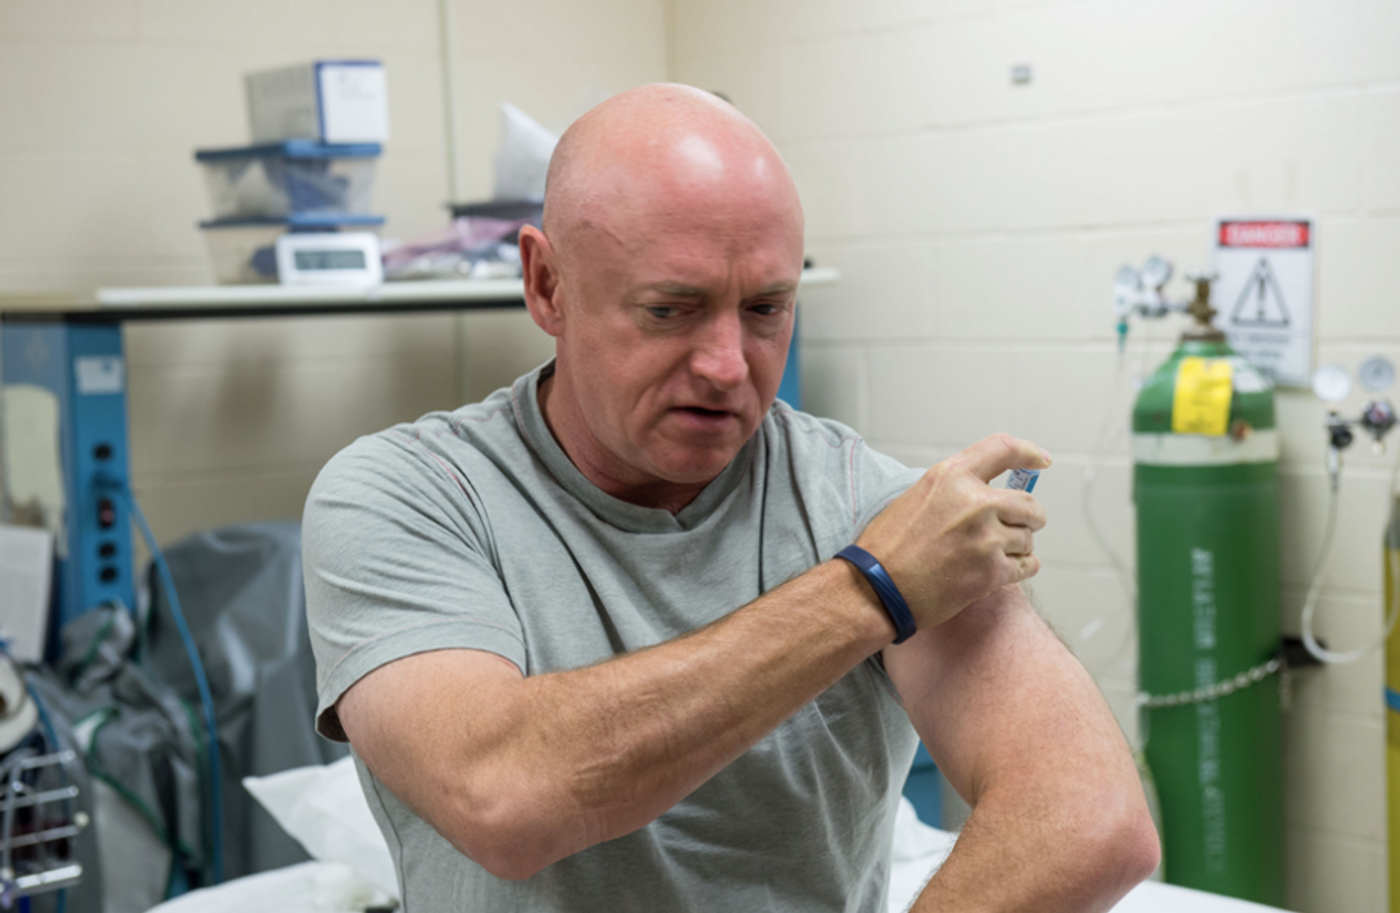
left=31, top=604, right=200, bottom=911
left=144, top=522, right=347, bottom=881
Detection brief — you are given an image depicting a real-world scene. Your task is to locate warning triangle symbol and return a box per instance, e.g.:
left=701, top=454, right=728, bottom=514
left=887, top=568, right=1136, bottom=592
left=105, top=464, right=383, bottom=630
left=1229, top=256, right=1291, bottom=327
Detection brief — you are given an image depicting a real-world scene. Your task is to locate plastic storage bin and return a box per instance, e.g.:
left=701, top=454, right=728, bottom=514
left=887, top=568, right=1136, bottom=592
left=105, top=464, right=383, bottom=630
left=201, top=214, right=384, bottom=285
left=195, top=140, right=381, bottom=220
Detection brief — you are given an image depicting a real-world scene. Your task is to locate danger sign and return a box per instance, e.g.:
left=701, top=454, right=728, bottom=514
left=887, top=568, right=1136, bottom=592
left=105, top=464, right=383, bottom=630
left=1213, top=217, right=1314, bottom=387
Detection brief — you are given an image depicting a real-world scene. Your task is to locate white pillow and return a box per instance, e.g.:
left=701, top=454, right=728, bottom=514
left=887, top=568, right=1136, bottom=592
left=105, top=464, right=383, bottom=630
left=243, top=756, right=398, bottom=897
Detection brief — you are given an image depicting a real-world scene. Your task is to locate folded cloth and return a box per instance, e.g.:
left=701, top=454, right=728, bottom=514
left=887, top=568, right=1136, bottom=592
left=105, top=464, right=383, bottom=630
left=242, top=756, right=396, bottom=898
left=147, top=861, right=380, bottom=913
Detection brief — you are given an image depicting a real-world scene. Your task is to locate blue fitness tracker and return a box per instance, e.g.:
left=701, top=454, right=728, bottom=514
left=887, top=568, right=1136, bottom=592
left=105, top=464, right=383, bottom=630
left=834, top=544, right=917, bottom=644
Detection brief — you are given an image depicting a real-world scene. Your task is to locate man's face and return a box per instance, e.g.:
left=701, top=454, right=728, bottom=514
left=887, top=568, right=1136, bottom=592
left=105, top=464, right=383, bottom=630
left=551, top=173, right=805, bottom=493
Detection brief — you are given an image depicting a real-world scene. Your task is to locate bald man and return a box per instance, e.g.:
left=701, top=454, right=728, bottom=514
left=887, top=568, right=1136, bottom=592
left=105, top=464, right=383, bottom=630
left=303, top=84, right=1157, bottom=912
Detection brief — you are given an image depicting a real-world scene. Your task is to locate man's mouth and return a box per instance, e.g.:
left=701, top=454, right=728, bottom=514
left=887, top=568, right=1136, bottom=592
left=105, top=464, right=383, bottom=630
left=672, top=406, right=739, bottom=428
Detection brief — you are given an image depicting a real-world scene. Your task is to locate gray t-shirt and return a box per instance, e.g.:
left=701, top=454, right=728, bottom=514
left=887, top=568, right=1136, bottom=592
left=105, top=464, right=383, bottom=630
left=304, top=362, right=922, bottom=913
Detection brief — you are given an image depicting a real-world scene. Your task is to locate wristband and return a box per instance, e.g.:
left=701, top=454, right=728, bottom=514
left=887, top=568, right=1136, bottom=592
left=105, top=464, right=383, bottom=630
left=834, top=545, right=917, bottom=644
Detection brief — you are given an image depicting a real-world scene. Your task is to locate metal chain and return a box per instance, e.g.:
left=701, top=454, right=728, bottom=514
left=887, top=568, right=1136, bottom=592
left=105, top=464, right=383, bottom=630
left=1137, top=657, right=1282, bottom=709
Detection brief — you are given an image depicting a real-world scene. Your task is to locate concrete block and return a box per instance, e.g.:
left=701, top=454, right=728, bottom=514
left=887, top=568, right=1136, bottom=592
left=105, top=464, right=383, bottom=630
left=1278, top=465, right=1392, bottom=592
left=1030, top=563, right=1137, bottom=683
left=919, top=93, right=1360, bottom=235
left=784, top=140, right=866, bottom=242
left=776, top=29, right=940, bottom=143
left=867, top=343, right=1121, bottom=456
left=453, top=0, right=667, bottom=60
left=1315, top=218, right=1400, bottom=338
left=797, top=240, right=938, bottom=341
left=800, top=341, right=867, bottom=432
left=0, top=154, right=151, bottom=261
left=1282, top=709, right=1384, bottom=841
left=672, top=51, right=785, bottom=140
left=1285, top=828, right=1385, bottom=913
left=0, top=258, right=208, bottom=295
left=136, top=0, right=332, bottom=45
left=327, top=0, right=440, bottom=51
left=671, top=0, right=792, bottom=58
left=0, top=0, right=137, bottom=38
left=125, top=313, right=459, bottom=370
left=128, top=47, right=255, bottom=153
left=0, top=43, right=145, bottom=151
left=928, top=233, right=1090, bottom=341
left=127, top=347, right=457, bottom=476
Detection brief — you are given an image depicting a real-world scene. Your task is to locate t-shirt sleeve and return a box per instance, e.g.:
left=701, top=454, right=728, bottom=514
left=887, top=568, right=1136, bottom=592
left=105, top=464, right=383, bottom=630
left=302, top=431, right=525, bottom=742
left=851, top=441, right=924, bottom=534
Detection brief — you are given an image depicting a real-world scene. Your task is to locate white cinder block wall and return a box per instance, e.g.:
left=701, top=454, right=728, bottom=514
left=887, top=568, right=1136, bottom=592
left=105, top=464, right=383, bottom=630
left=0, top=0, right=666, bottom=547
left=670, top=1, right=1398, bottom=911
left=4, top=0, right=1396, bottom=910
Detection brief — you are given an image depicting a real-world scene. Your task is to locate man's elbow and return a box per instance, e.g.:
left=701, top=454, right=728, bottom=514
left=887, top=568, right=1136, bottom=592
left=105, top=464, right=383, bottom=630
left=466, top=838, right=553, bottom=882
left=1109, top=806, right=1162, bottom=889
left=1082, top=797, right=1161, bottom=902
left=441, top=792, right=578, bottom=882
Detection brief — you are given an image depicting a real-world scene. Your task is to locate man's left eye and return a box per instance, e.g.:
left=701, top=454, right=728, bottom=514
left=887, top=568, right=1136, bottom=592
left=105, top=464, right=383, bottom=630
left=748, top=303, right=783, bottom=317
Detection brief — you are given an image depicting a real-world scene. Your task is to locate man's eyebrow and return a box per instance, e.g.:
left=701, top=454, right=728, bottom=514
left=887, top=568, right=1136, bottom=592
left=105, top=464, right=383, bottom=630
left=640, top=281, right=706, bottom=297
left=637, top=280, right=799, bottom=297
left=749, top=281, right=798, bottom=297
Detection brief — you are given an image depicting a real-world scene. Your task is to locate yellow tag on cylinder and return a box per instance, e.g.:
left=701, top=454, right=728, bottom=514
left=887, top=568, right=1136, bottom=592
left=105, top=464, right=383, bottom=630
left=1172, top=357, right=1234, bottom=436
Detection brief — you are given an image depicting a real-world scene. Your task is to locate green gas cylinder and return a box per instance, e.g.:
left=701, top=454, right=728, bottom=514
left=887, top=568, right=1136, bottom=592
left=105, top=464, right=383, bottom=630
left=1133, top=279, right=1284, bottom=905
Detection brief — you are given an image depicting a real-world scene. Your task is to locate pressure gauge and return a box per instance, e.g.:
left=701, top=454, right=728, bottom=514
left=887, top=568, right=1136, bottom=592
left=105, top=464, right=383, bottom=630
left=1139, top=256, right=1173, bottom=290
left=1359, top=355, right=1396, bottom=394
left=1311, top=363, right=1352, bottom=404
left=275, top=232, right=383, bottom=286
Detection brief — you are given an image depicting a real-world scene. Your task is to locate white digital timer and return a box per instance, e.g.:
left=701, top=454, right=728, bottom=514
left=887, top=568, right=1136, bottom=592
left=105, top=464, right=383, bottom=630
left=274, top=232, right=383, bottom=286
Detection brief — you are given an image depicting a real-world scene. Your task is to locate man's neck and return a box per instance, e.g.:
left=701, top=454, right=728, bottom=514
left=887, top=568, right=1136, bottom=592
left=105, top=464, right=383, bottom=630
left=536, top=372, right=711, bottom=515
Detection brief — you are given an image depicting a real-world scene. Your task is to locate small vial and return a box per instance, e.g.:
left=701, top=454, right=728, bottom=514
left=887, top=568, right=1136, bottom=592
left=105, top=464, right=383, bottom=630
left=1005, top=468, right=1040, bottom=493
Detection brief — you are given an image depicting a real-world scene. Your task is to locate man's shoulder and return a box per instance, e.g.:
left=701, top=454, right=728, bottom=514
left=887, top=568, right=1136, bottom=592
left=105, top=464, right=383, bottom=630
left=764, top=401, right=864, bottom=455
left=761, top=403, right=921, bottom=526
left=311, top=383, right=526, bottom=499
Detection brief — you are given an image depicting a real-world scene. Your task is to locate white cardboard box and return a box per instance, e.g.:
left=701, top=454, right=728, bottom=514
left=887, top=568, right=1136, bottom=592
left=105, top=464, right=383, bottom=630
left=0, top=524, right=52, bottom=664
left=245, top=61, right=390, bottom=144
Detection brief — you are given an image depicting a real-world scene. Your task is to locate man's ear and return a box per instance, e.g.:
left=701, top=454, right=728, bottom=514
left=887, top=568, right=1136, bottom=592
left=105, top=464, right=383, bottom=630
left=519, top=225, right=566, bottom=337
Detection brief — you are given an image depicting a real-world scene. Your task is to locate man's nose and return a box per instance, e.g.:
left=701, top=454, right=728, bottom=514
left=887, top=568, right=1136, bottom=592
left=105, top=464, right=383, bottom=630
left=691, top=310, right=749, bottom=390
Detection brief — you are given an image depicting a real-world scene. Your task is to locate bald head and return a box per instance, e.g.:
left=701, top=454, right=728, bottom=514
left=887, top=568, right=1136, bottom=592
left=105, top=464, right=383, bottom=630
left=517, top=84, right=806, bottom=509
left=541, top=84, right=802, bottom=263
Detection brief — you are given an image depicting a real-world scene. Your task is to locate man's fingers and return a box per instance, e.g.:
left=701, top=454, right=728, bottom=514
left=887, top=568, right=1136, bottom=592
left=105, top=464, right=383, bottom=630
left=994, top=490, right=1047, bottom=532
left=1005, top=526, right=1035, bottom=557
left=958, top=433, right=1052, bottom=484
left=1011, top=553, right=1041, bottom=583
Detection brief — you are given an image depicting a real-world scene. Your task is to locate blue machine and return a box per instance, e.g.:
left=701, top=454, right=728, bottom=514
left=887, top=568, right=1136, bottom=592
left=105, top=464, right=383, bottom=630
left=904, top=743, right=944, bottom=826
left=777, top=309, right=802, bottom=410
left=2, top=321, right=135, bottom=652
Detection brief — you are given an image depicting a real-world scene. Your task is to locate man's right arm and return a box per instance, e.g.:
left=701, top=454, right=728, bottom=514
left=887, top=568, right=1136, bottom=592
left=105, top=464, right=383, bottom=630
left=335, top=434, right=1049, bottom=880
left=338, top=558, right=891, bottom=880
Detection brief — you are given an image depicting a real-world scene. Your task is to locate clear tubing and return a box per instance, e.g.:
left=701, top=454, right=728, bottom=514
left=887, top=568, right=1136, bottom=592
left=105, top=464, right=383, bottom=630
left=1299, top=456, right=1400, bottom=665
left=1079, top=320, right=1157, bottom=665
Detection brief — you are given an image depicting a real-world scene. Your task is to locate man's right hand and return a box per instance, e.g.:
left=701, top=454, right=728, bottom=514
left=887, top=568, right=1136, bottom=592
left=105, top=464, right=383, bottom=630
left=853, top=433, right=1051, bottom=632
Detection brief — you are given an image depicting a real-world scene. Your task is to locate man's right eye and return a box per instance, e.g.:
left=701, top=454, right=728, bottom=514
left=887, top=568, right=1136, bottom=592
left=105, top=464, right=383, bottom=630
left=646, top=306, right=680, bottom=319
